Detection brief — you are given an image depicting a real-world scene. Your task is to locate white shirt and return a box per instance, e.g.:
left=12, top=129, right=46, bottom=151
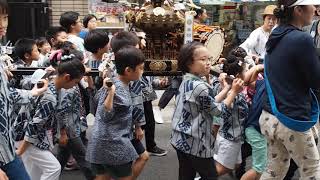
left=68, top=34, right=85, bottom=52
left=240, top=27, right=270, bottom=58
left=33, top=53, right=46, bottom=67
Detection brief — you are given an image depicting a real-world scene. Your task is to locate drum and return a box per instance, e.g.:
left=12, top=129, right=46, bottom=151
left=194, top=27, right=225, bottom=66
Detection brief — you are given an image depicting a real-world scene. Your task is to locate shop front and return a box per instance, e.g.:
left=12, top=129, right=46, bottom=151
left=194, top=0, right=275, bottom=55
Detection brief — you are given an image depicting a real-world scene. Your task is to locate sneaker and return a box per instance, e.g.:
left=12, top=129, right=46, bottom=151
left=64, top=159, right=79, bottom=171
left=148, top=146, right=168, bottom=156
left=194, top=177, right=201, bottom=180
left=64, top=163, right=79, bottom=171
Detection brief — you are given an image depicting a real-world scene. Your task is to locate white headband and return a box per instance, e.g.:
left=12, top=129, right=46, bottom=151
left=289, top=0, right=320, bottom=7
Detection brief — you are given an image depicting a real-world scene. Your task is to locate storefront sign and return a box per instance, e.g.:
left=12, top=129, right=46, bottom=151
left=200, top=0, right=225, bottom=5
left=88, top=0, right=127, bottom=28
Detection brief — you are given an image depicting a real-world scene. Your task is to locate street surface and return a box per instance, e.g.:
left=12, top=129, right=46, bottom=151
left=61, top=91, right=300, bottom=180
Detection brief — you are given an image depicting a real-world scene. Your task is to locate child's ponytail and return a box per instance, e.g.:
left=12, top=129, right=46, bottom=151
left=49, top=42, right=85, bottom=80
left=223, top=54, right=245, bottom=76
left=49, top=42, right=84, bottom=67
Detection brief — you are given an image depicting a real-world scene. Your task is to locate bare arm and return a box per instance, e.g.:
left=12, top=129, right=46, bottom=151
left=243, top=64, right=264, bottom=85
left=0, top=169, right=8, bottom=180
left=215, top=87, right=231, bottom=103
left=223, top=78, right=244, bottom=108
left=103, top=78, right=116, bottom=111
left=215, top=73, right=231, bottom=102
left=16, top=140, right=30, bottom=156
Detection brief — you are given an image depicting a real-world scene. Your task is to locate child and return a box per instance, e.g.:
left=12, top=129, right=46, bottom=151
left=101, top=31, right=149, bottom=179
left=36, top=37, right=51, bottom=57
left=16, top=55, right=86, bottom=180
left=60, top=40, right=92, bottom=136
left=49, top=48, right=95, bottom=180
left=45, top=26, right=68, bottom=50
left=0, top=1, right=49, bottom=179
left=86, top=46, right=145, bottom=180
left=170, top=41, right=243, bottom=180
left=226, top=46, right=260, bottom=179
left=60, top=11, right=85, bottom=52
left=229, top=46, right=256, bottom=69
left=241, top=73, right=267, bottom=180
left=84, top=29, right=109, bottom=69
left=79, top=14, right=97, bottom=39
left=84, top=29, right=109, bottom=114
left=14, top=38, right=40, bottom=67
left=39, top=26, right=68, bottom=68
left=0, top=2, right=48, bottom=179
left=36, top=37, right=51, bottom=67
left=213, top=52, right=254, bottom=176
left=140, top=75, right=168, bottom=156
left=12, top=38, right=40, bottom=89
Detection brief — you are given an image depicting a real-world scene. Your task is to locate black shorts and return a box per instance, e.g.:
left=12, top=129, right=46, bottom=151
left=91, top=162, right=133, bottom=178
left=131, top=139, right=145, bottom=155
left=175, top=149, right=218, bottom=180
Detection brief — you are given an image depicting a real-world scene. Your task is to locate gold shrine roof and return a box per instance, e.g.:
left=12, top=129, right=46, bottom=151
left=126, top=2, right=185, bottom=32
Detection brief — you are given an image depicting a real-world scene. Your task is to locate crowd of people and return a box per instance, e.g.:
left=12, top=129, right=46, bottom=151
left=0, top=0, right=168, bottom=179
left=0, top=0, right=319, bottom=179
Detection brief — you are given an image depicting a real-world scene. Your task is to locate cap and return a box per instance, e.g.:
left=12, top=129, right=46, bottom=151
left=290, top=0, right=320, bottom=6
left=261, top=5, right=277, bottom=16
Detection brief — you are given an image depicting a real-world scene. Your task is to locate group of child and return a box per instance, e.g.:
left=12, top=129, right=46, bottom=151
left=0, top=5, right=269, bottom=180
left=1, top=0, right=318, bottom=179
left=0, top=4, right=168, bottom=179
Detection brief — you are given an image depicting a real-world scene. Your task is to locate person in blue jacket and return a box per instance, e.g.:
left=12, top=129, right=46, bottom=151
left=259, top=0, right=320, bottom=179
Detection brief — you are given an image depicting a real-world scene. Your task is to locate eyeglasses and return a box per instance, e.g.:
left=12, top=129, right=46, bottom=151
left=196, top=56, right=214, bottom=63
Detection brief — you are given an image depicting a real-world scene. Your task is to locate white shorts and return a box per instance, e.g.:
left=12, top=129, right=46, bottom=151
left=214, top=134, right=242, bottom=169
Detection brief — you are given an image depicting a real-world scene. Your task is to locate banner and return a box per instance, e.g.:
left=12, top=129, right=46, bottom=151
left=184, top=11, right=194, bottom=44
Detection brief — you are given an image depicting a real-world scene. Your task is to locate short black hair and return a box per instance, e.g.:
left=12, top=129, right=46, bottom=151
left=59, top=41, right=76, bottom=50
left=83, top=14, right=97, bottom=28
left=195, top=8, right=205, bottom=19
left=115, top=46, right=145, bottom=75
left=14, top=38, right=36, bottom=60
left=0, top=0, right=8, bottom=15
left=111, top=31, right=140, bottom=53
left=84, top=29, right=109, bottom=54
left=45, top=26, right=66, bottom=46
left=36, top=37, right=49, bottom=48
left=59, top=11, right=80, bottom=33
left=57, top=59, right=85, bottom=80
left=178, top=41, right=204, bottom=74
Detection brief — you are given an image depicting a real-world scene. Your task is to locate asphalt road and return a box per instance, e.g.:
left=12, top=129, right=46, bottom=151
left=61, top=91, right=301, bottom=180
left=61, top=120, right=237, bottom=180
